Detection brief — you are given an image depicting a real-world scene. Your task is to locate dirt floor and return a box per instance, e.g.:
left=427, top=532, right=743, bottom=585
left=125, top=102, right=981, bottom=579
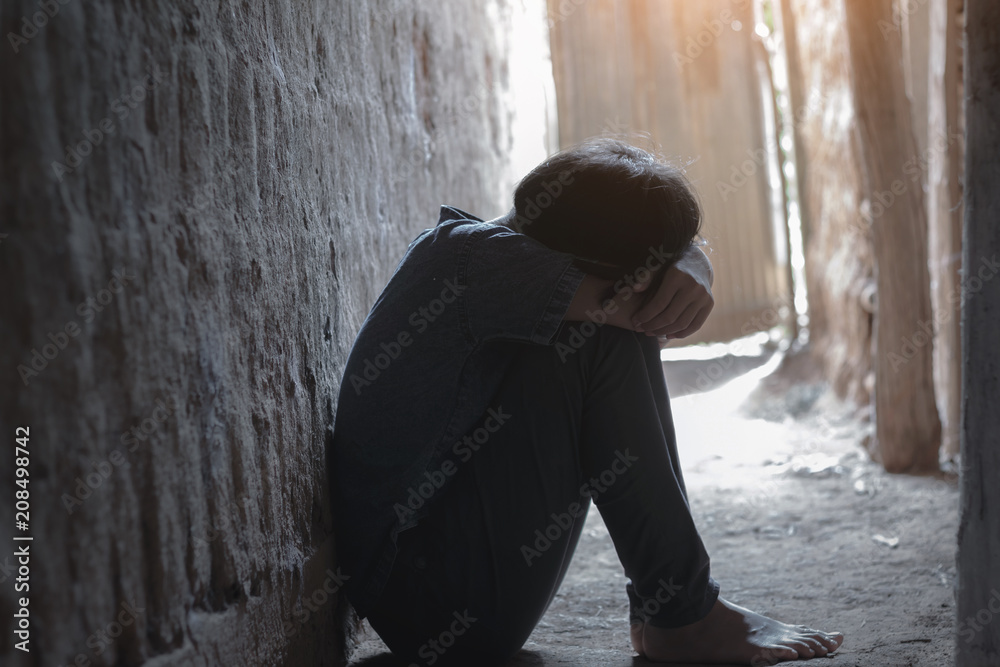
left=345, top=347, right=960, bottom=667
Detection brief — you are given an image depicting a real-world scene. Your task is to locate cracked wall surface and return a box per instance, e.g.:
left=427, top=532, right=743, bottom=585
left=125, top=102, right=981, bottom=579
left=0, top=1, right=553, bottom=664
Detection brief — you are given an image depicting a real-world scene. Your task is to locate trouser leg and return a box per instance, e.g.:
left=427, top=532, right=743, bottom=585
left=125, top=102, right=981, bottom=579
left=365, top=324, right=719, bottom=666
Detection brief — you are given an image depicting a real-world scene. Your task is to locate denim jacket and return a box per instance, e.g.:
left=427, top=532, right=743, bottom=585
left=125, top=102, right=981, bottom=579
left=328, top=205, right=588, bottom=616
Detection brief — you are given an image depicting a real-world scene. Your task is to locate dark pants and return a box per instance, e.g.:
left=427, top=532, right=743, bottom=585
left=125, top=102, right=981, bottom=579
left=366, top=324, right=720, bottom=666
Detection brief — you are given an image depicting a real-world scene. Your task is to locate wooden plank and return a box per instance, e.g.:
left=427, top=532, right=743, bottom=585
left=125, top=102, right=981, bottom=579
left=844, top=0, right=942, bottom=472
left=957, top=1, right=1000, bottom=663
left=779, top=0, right=875, bottom=406
left=927, top=0, right=965, bottom=459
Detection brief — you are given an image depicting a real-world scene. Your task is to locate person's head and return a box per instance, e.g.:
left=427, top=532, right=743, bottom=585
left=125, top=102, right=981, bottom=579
left=511, top=137, right=702, bottom=281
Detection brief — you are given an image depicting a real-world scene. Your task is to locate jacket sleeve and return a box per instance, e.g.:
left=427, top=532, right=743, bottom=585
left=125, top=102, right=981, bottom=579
left=458, top=225, right=588, bottom=345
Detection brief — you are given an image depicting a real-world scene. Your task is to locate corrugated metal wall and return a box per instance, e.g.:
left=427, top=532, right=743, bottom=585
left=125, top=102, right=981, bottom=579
left=548, top=0, right=792, bottom=344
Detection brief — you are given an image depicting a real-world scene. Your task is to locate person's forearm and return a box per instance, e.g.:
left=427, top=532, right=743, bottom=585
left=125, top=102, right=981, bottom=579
left=675, top=244, right=714, bottom=289
left=564, top=274, right=644, bottom=330
left=564, top=244, right=713, bottom=332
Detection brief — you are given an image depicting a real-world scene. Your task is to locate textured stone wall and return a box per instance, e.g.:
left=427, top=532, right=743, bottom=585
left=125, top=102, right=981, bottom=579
left=0, top=1, right=553, bottom=665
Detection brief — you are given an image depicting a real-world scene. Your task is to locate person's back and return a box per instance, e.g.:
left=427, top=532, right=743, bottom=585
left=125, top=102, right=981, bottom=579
left=329, top=137, right=844, bottom=665
left=330, top=205, right=590, bottom=614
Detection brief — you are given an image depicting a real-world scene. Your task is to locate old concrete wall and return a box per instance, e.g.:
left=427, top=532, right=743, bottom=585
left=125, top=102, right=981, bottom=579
left=0, top=1, right=553, bottom=665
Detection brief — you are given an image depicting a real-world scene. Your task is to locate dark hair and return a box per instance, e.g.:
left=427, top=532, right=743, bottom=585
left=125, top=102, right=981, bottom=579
left=512, top=137, right=702, bottom=280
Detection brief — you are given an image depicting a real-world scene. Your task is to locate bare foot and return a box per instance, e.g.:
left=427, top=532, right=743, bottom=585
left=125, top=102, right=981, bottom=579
left=633, top=598, right=844, bottom=664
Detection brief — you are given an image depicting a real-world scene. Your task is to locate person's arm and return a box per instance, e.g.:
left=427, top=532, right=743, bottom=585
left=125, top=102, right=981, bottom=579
left=633, top=244, right=714, bottom=339
left=461, top=226, right=589, bottom=345
left=675, top=244, right=714, bottom=289
left=564, top=244, right=714, bottom=340
left=563, top=274, right=648, bottom=330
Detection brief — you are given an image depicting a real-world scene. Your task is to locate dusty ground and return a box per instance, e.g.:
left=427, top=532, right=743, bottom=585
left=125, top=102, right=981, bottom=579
left=346, top=348, right=959, bottom=667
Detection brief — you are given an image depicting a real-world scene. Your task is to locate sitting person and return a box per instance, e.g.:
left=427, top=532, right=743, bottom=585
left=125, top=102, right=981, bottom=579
left=328, top=137, right=844, bottom=665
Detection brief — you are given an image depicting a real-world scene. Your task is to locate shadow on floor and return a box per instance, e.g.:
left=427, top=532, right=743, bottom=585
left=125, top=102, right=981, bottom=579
left=348, top=649, right=552, bottom=666
left=349, top=648, right=747, bottom=666
left=347, top=650, right=545, bottom=666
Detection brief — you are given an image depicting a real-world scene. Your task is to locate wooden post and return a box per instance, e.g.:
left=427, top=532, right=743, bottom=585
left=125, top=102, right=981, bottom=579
left=776, top=0, right=875, bottom=408
left=902, top=0, right=931, bottom=158
left=927, top=0, right=965, bottom=460
left=777, top=0, right=811, bottom=250
left=957, top=1, right=1000, bottom=663
left=844, top=0, right=942, bottom=472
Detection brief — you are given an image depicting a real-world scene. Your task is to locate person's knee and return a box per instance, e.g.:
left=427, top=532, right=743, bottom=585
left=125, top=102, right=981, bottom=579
left=533, top=323, right=650, bottom=386
left=588, top=322, right=656, bottom=363
left=555, top=319, right=641, bottom=358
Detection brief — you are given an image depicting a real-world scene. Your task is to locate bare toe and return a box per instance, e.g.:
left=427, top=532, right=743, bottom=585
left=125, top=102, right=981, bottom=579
left=639, top=598, right=846, bottom=665
left=784, top=639, right=816, bottom=658
left=799, top=636, right=827, bottom=655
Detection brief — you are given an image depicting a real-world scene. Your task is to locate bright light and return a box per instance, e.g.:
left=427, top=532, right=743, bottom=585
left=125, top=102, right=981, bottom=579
left=755, top=22, right=770, bottom=38
left=660, top=331, right=772, bottom=362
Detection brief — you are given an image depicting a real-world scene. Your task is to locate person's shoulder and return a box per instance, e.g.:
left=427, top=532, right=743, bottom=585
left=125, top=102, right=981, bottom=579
left=412, top=205, right=507, bottom=247
left=437, top=204, right=484, bottom=225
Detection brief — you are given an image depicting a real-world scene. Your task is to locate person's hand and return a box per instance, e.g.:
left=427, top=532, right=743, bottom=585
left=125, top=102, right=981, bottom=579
left=630, top=247, right=714, bottom=341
